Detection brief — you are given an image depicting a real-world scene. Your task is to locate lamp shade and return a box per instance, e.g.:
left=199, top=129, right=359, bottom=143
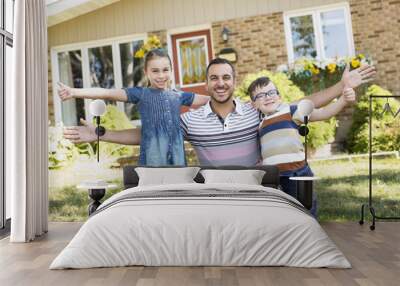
left=89, top=99, right=106, bottom=116
left=221, top=27, right=230, bottom=42
left=297, top=99, right=314, bottom=118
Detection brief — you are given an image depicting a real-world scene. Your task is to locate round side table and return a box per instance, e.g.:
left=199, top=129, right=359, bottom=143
left=289, top=176, right=320, bottom=210
left=77, top=182, right=118, bottom=215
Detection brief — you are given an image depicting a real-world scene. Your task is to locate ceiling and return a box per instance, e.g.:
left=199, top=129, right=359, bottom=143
left=46, top=0, right=120, bottom=27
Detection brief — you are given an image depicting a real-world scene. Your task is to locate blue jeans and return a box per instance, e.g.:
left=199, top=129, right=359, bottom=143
left=279, top=164, right=318, bottom=218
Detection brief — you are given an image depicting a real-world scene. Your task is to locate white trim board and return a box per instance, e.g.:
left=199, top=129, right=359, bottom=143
left=51, top=33, right=147, bottom=52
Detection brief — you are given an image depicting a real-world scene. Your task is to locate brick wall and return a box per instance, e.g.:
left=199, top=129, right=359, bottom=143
left=210, top=1, right=400, bottom=94
left=350, top=0, right=400, bottom=94
left=211, top=12, right=287, bottom=84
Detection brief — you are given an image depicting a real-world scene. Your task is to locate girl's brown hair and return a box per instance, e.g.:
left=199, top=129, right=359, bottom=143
left=144, top=48, right=172, bottom=70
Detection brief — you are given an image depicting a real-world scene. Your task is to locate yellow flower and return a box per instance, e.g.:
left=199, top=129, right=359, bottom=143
left=351, top=58, right=361, bottom=68
left=134, top=35, right=163, bottom=58
left=142, top=43, right=151, bottom=52
left=311, top=65, right=320, bottom=75
left=148, top=35, right=161, bottom=47
left=327, top=63, right=336, bottom=73
left=358, top=54, right=365, bottom=59
left=148, top=37, right=155, bottom=45
left=134, top=49, right=145, bottom=58
left=305, top=62, right=314, bottom=71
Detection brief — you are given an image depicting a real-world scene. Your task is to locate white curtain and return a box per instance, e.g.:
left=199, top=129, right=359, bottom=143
left=7, top=0, right=48, bottom=242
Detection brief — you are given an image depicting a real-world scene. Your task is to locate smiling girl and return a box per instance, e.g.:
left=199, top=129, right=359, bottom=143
left=58, top=48, right=209, bottom=166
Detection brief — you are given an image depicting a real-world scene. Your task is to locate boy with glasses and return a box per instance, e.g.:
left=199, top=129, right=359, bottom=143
left=248, top=76, right=355, bottom=217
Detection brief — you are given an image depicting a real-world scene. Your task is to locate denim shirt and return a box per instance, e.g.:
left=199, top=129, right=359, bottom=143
left=123, top=87, right=195, bottom=166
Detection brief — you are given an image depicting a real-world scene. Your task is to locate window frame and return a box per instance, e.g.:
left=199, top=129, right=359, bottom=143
left=1, top=0, right=14, bottom=233
left=50, top=33, right=147, bottom=124
left=283, top=2, right=355, bottom=63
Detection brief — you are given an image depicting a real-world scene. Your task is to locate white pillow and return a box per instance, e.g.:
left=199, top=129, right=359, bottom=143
left=200, top=169, right=266, bottom=185
left=135, top=167, right=200, bottom=186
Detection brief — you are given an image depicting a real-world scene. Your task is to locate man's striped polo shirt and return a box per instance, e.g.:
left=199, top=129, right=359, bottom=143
left=180, top=99, right=261, bottom=166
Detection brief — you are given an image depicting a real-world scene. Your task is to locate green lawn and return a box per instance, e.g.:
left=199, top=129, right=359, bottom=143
left=310, top=157, right=400, bottom=221
left=49, top=157, right=400, bottom=222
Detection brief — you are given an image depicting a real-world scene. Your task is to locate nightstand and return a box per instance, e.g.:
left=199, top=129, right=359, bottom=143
left=77, top=182, right=118, bottom=215
left=289, top=176, right=320, bottom=210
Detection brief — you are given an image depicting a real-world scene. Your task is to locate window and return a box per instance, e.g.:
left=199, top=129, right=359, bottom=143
left=88, top=45, right=117, bottom=108
left=57, top=50, right=84, bottom=126
left=51, top=36, right=145, bottom=125
left=284, top=3, right=354, bottom=62
left=177, top=36, right=208, bottom=87
left=119, top=40, right=144, bottom=120
left=5, top=0, right=13, bottom=33
left=1, top=0, right=14, bottom=233
left=88, top=45, right=115, bottom=90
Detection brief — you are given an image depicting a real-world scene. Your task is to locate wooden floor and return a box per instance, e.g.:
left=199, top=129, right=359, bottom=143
left=0, top=222, right=399, bottom=286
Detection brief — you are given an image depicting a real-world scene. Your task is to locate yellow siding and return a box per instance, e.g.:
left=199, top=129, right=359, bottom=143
left=48, top=0, right=345, bottom=47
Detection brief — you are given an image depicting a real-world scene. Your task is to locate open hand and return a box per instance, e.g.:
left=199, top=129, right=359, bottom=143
left=57, top=82, right=75, bottom=101
left=341, top=63, right=376, bottom=89
left=63, top=118, right=96, bottom=143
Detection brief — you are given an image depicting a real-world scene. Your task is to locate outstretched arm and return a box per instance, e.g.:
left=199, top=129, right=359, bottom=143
left=292, top=63, right=376, bottom=108
left=191, top=94, right=210, bottom=108
left=309, top=88, right=356, bottom=121
left=58, top=82, right=128, bottom=102
left=63, top=118, right=141, bottom=145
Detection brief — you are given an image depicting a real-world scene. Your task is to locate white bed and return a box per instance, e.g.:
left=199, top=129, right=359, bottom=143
left=50, top=183, right=351, bottom=269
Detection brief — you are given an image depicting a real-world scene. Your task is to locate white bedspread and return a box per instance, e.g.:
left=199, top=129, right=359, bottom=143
left=50, top=183, right=351, bottom=269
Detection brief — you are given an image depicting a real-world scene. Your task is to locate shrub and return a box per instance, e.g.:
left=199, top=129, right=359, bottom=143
left=234, top=70, right=337, bottom=150
left=49, top=105, right=136, bottom=169
left=346, top=85, right=400, bottom=153
left=48, top=123, right=83, bottom=169
left=96, top=105, right=135, bottom=160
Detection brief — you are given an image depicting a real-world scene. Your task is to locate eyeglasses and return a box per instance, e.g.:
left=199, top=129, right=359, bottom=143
left=252, top=89, right=280, bottom=101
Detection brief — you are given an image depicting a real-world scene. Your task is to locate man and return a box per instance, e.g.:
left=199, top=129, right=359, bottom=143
left=64, top=58, right=376, bottom=166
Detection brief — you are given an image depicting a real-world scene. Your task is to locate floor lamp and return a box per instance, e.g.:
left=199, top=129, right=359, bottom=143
left=293, top=99, right=315, bottom=210
left=89, top=100, right=106, bottom=162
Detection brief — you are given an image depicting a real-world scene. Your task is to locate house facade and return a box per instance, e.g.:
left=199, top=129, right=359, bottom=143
left=47, top=0, right=400, bottom=149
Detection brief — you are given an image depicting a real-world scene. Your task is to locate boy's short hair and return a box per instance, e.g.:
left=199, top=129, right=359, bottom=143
left=247, top=76, right=271, bottom=99
left=206, top=58, right=236, bottom=79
